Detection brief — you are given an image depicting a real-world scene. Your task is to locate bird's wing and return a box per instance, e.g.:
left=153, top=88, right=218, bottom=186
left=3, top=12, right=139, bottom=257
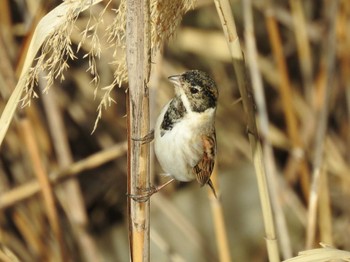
left=192, top=132, right=216, bottom=187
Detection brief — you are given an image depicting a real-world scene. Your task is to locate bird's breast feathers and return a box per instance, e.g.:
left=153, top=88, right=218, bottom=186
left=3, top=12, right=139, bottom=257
left=154, top=104, right=215, bottom=181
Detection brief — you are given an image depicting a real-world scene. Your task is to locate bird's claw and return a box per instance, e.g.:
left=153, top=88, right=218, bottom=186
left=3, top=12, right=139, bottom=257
left=126, top=185, right=158, bottom=203
left=131, top=130, right=155, bottom=145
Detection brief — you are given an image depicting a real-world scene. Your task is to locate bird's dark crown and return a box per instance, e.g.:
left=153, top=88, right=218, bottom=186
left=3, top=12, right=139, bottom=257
left=178, top=70, right=218, bottom=112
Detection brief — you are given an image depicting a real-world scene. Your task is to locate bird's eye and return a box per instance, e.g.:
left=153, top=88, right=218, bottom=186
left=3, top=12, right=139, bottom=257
left=190, top=87, right=199, bottom=94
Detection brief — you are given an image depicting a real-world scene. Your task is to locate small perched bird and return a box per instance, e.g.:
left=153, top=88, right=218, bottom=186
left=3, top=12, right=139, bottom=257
left=153, top=70, right=218, bottom=197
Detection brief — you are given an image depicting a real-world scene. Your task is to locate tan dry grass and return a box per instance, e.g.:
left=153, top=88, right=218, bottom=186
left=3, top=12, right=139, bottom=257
left=1, top=0, right=350, bottom=261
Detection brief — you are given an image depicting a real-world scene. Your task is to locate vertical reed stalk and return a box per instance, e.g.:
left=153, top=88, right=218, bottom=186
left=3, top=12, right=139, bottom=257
left=19, top=117, right=64, bottom=261
left=306, top=0, right=339, bottom=249
left=209, top=164, right=231, bottom=262
left=264, top=0, right=310, bottom=200
left=213, top=0, right=280, bottom=260
left=126, top=0, right=151, bottom=260
left=244, top=1, right=292, bottom=259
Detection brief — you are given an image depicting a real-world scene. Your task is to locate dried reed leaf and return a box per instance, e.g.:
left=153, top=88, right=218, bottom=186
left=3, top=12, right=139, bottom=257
left=0, top=0, right=198, bottom=141
left=284, top=244, right=350, bottom=262
left=0, top=0, right=102, bottom=147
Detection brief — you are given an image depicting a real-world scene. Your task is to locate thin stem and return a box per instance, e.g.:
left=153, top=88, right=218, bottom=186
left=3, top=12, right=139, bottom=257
left=19, top=117, right=64, bottom=261
left=0, top=142, right=127, bottom=210
left=40, top=78, right=101, bottom=262
left=306, top=0, right=339, bottom=249
left=209, top=164, right=231, bottom=262
left=265, top=0, right=310, bottom=201
left=289, top=0, right=313, bottom=102
left=213, top=0, right=280, bottom=260
left=244, top=0, right=288, bottom=260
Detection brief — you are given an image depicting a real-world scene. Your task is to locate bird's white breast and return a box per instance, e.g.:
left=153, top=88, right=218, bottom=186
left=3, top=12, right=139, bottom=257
left=154, top=101, right=215, bottom=182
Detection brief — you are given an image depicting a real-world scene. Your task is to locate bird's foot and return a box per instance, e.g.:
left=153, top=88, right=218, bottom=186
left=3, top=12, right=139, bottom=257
left=131, top=130, right=154, bottom=144
left=126, top=179, right=175, bottom=202
left=127, top=185, right=158, bottom=203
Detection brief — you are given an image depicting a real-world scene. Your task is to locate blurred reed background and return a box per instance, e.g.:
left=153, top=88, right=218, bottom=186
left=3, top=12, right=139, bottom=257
left=0, top=0, right=350, bottom=261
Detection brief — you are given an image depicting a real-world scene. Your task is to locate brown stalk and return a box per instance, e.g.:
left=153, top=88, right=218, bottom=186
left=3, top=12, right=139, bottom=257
left=318, top=169, right=333, bottom=245
left=19, top=117, right=64, bottom=261
left=0, top=142, right=127, bottom=209
left=213, top=0, right=280, bottom=260
left=289, top=0, right=313, bottom=102
left=244, top=0, right=292, bottom=260
left=264, top=0, right=310, bottom=200
left=126, top=0, right=151, bottom=260
left=208, top=164, right=231, bottom=262
left=0, top=0, right=16, bottom=62
left=12, top=210, right=43, bottom=259
left=306, top=0, right=339, bottom=249
left=339, top=0, right=350, bottom=149
left=40, top=79, right=101, bottom=262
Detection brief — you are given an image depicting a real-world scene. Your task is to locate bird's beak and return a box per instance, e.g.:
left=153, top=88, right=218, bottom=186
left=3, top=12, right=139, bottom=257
left=168, top=75, right=181, bottom=87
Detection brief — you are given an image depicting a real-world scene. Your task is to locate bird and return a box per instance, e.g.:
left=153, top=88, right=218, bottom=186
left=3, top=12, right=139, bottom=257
left=129, top=70, right=218, bottom=201
left=153, top=70, right=218, bottom=197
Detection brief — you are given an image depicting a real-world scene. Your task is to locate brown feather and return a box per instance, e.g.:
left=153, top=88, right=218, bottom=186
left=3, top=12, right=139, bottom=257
left=192, top=133, right=217, bottom=197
